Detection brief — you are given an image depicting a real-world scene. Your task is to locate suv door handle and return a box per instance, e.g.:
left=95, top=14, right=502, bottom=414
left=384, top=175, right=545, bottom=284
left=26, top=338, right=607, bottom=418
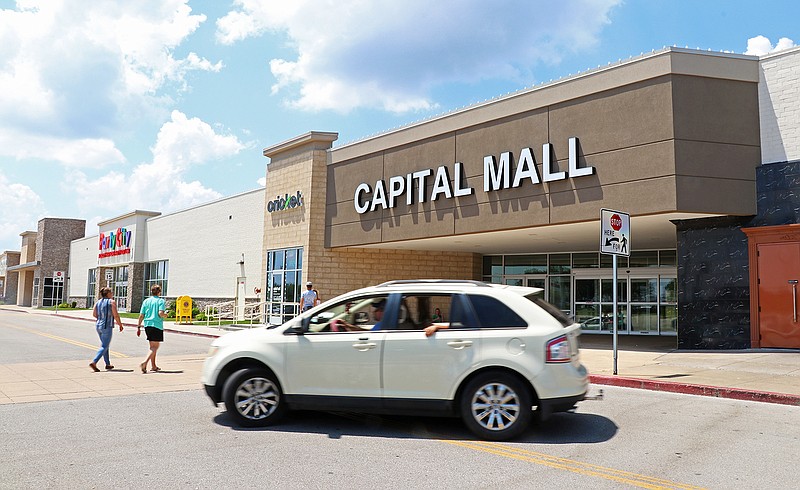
left=446, top=340, right=473, bottom=350
left=352, top=342, right=377, bottom=351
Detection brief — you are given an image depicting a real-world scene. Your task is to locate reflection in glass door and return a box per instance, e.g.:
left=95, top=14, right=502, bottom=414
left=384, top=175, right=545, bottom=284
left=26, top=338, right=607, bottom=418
left=112, top=266, right=128, bottom=311
left=574, top=276, right=628, bottom=333
left=504, top=276, right=547, bottom=295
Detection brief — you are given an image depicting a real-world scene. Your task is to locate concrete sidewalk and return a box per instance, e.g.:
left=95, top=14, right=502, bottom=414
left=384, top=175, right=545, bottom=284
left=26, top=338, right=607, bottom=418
left=2, top=305, right=799, bottom=406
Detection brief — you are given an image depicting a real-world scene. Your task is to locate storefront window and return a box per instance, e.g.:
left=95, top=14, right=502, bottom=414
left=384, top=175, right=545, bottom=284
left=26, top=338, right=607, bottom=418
left=659, top=250, right=677, bottom=267
left=484, top=250, right=677, bottom=336
left=504, top=255, right=547, bottom=275
left=266, top=247, right=303, bottom=325
left=87, top=269, right=97, bottom=306
left=548, top=275, right=571, bottom=313
left=629, top=250, right=659, bottom=268
left=482, top=256, right=502, bottom=276
left=144, top=260, right=168, bottom=302
left=41, top=278, right=64, bottom=307
left=549, top=254, right=571, bottom=274
left=600, top=253, right=628, bottom=268
left=572, top=253, right=599, bottom=269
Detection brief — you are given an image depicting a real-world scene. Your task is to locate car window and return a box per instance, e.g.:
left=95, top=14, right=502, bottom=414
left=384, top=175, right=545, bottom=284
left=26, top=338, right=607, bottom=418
left=393, top=294, right=478, bottom=331
left=467, top=294, right=527, bottom=328
left=307, top=295, right=389, bottom=333
left=395, top=294, right=448, bottom=331
left=526, top=294, right=573, bottom=327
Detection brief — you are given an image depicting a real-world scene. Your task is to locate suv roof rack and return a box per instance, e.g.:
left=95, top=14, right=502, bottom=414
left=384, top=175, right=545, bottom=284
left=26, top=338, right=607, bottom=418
left=376, top=279, right=491, bottom=287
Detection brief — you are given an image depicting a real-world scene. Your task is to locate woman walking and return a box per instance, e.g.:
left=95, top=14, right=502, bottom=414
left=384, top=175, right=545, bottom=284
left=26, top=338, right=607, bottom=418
left=137, top=284, right=167, bottom=373
left=90, top=287, right=124, bottom=372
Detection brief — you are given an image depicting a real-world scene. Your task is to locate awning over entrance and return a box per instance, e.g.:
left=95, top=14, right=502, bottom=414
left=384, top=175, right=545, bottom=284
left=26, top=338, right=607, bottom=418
left=6, top=261, right=40, bottom=272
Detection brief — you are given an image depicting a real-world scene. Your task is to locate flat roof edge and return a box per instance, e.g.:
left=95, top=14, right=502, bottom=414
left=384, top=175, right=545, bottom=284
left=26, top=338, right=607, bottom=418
left=263, top=131, right=338, bottom=159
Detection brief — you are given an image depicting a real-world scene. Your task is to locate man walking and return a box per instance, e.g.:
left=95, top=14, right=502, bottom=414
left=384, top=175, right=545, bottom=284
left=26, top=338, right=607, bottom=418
left=299, top=281, right=318, bottom=312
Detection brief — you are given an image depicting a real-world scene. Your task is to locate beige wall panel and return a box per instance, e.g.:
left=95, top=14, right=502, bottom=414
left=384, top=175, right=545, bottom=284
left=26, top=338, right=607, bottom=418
left=327, top=154, right=384, bottom=204
left=327, top=220, right=383, bottom=248
left=674, top=140, right=760, bottom=180
left=552, top=140, right=676, bottom=190
left=550, top=177, right=678, bottom=223
left=549, top=76, right=674, bottom=157
left=454, top=198, right=550, bottom=235
left=326, top=202, right=363, bottom=227
left=675, top=176, right=756, bottom=215
left=380, top=209, right=456, bottom=242
left=454, top=110, right=550, bottom=179
left=672, top=76, right=760, bottom=146
left=383, top=133, right=455, bottom=177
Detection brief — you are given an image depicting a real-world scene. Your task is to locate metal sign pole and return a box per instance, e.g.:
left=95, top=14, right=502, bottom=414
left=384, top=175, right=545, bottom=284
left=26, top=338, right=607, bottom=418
left=612, top=254, right=618, bottom=375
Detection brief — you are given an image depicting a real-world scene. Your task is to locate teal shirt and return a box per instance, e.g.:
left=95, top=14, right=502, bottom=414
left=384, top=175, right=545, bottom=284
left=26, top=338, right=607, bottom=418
left=141, top=296, right=166, bottom=330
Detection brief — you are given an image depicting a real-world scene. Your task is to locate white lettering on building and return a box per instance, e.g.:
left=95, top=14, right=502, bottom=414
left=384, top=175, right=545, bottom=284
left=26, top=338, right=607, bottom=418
left=354, top=137, right=594, bottom=214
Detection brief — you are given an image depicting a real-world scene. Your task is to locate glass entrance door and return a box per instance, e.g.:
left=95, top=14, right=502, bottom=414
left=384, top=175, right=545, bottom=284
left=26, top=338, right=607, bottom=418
left=111, top=266, right=128, bottom=311
left=574, top=275, right=628, bottom=333
left=504, top=276, right=547, bottom=293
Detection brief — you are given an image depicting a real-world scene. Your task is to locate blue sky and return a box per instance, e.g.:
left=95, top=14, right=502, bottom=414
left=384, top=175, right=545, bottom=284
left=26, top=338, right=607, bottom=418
left=0, top=0, right=797, bottom=253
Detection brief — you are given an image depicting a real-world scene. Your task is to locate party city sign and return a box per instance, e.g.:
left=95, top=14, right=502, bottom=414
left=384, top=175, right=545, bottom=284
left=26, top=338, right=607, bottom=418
left=353, top=137, right=595, bottom=214
left=267, top=191, right=304, bottom=213
left=99, top=227, right=132, bottom=258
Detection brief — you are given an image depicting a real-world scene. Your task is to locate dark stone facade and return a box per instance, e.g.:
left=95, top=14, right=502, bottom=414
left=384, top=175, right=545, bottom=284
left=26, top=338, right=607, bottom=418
left=674, top=216, right=752, bottom=349
left=674, top=160, right=800, bottom=349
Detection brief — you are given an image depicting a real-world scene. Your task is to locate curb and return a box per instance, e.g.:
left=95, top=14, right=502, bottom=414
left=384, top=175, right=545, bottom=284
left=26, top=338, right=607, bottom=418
left=589, top=374, right=800, bottom=406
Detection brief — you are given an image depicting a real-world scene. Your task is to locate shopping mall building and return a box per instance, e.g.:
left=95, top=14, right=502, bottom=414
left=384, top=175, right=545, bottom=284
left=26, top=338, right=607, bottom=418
left=5, top=46, right=797, bottom=351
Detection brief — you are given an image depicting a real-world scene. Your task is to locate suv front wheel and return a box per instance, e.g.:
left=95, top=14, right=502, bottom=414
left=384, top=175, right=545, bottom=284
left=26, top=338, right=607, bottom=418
left=460, top=372, right=532, bottom=441
left=223, top=368, right=286, bottom=427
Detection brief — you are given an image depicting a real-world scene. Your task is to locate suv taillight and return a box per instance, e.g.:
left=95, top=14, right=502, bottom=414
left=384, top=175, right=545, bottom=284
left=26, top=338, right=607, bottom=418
left=546, top=335, right=571, bottom=363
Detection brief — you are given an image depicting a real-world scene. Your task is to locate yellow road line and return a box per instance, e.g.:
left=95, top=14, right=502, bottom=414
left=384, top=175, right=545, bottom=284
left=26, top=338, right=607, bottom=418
left=6, top=324, right=129, bottom=358
left=331, top=411, right=704, bottom=489
left=442, top=439, right=705, bottom=490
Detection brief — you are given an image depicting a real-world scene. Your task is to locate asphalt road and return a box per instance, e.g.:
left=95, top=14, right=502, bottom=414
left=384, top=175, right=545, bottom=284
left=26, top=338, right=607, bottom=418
left=1, top=310, right=799, bottom=489
left=0, top=309, right=212, bottom=363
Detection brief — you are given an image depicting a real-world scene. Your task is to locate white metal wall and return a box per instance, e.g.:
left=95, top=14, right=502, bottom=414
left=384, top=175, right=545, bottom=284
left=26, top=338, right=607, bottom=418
left=759, top=46, right=800, bottom=164
left=68, top=235, right=99, bottom=298
left=144, top=188, right=265, bottom=299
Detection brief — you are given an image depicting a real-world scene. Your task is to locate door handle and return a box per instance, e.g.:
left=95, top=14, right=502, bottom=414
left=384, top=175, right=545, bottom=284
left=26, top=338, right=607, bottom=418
left=790, top=280, right=798, bottom=322
left=446, top=340, right=473, bottom=350
left=352, top=342, right=376, bottom=351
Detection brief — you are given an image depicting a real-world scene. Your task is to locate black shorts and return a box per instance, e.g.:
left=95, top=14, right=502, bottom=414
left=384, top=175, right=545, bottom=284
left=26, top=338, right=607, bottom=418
left=145, top=327, right=164, bottom=342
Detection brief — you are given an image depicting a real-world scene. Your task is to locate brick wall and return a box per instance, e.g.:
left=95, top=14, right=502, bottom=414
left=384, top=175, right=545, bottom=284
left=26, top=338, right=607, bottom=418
left=759, top=47, right=800, bottom=164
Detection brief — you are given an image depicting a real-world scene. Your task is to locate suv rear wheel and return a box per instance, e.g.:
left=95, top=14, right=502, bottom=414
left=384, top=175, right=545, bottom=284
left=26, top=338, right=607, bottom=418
left=223, top=368, right=286, bottom=427
left=460, top=372, right=532, bottom=441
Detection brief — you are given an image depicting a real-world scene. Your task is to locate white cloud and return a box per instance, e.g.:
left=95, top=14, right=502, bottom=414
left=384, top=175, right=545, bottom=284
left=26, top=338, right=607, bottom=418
left=216, top=0, right=621, bottom=113
left=65, top=111, right=247, bottom=217
left=745, top=35, right=796, bottom=56
left=257, top=176, right=266, bottom=186
left=0, top=1, right=220, bottom=167
left=0, top=128, right=126, bottom=168
left=0, top=171, right=47, bottom=250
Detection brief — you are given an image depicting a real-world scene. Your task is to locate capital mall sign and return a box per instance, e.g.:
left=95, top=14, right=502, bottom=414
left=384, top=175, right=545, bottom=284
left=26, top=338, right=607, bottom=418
left=353, top=137, right=595, bottom=214
left=99, top=227, right=132, bottom=258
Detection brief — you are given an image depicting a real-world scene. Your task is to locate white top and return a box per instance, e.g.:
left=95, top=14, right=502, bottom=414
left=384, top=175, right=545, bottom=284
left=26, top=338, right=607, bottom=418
left=301, top=289, right=317, bottom=307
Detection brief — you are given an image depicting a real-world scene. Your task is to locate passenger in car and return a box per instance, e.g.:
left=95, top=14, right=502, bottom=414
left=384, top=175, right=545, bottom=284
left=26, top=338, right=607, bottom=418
left=424, top=322, right=448, bottom=337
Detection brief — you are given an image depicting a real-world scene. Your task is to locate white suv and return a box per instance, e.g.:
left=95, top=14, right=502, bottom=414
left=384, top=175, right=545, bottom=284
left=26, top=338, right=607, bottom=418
left=202, top=280, right=588, bottom=440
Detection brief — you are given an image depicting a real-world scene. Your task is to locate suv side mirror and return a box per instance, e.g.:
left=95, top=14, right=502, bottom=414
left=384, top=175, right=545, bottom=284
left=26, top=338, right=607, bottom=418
left=287, top=318, right=309, bottom=335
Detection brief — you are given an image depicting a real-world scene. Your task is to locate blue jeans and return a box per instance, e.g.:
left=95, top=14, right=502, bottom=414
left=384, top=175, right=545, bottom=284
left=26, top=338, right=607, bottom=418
left=92, top=327, right=113, bottom=365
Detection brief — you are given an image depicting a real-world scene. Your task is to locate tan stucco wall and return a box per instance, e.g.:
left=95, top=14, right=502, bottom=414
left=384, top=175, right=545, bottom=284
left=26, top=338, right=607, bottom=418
left=326, top=49, right=761, bottom=248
